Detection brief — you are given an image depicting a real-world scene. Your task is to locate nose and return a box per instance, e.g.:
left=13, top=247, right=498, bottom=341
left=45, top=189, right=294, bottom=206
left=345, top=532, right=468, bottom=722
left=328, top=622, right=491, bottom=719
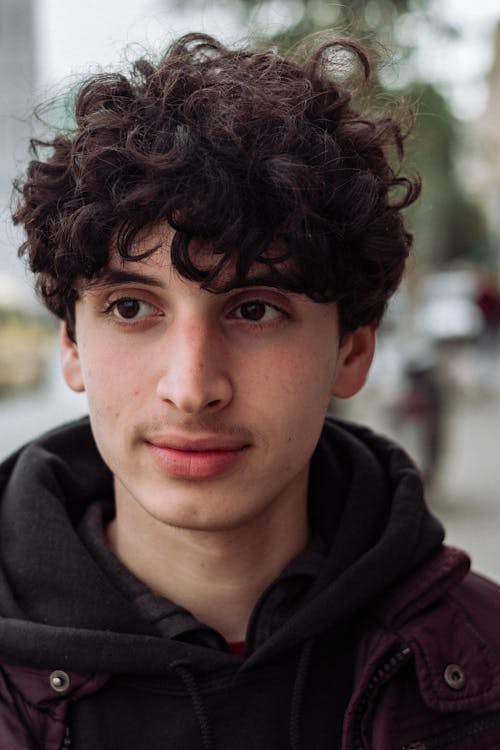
left=156, top=316, right=233, bottom=415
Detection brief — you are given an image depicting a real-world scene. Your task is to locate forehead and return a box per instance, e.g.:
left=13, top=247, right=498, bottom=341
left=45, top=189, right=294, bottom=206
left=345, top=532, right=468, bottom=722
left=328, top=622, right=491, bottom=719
left=88, top=223, right=294, bottom=291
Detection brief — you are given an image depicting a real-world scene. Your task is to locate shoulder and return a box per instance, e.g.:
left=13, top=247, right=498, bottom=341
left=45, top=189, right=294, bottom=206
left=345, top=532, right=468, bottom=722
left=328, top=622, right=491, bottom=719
left=378, top=548, right=500, bottom=683
left=375, top=545, right=500, bottom=632
left=450, top=566, right=500, bottom=622
left=395, top=552, right=500, bottom=665
left=347, top=551, right=500, bottom=748
left=368, top=548, right=500, bottom=714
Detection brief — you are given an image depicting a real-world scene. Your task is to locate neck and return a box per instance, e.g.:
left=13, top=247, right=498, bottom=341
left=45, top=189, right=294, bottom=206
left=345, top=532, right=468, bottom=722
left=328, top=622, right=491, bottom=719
left=106, top=487, right=309, bottom=643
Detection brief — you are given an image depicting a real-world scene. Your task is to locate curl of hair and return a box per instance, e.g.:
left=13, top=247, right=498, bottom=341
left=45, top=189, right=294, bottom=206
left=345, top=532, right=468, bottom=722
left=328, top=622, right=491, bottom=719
left=13, top=32, right=420, bottom=334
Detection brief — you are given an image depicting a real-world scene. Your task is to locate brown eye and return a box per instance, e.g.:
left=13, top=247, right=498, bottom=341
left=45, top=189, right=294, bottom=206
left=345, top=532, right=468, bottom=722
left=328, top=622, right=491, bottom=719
left=239, top=301, right=268, bottom=321
left=232, top=299, right=285, bottom=323
left=110, top=298, right=154, bottom=321
left=115, top=299, right=141, bottom=318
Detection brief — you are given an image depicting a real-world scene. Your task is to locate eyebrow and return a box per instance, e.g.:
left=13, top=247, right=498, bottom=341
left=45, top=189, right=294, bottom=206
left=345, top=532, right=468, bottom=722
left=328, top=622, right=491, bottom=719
left=86, top=269, right=166, bottom=290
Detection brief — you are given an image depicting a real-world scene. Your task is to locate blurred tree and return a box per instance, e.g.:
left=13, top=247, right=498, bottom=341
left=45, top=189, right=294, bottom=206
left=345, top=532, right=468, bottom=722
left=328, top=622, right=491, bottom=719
left=236, top=0, right=426, bottom=49
left=168, top=0, right=431, bottom=50
left=404, top=83, right=491, bottom=269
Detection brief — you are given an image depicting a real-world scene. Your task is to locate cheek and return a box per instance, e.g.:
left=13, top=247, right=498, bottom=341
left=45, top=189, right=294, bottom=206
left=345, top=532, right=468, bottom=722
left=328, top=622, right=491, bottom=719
left=80, top=342, right=139, bottom=413
left=248, top=345, right=336, bottom=425
left=240, top=349, right=299, bottom=400
left=278, top=345, right=338, bottom=398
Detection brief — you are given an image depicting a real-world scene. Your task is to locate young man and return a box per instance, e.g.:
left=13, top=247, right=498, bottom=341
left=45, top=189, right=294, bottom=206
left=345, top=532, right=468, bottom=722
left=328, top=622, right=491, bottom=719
left=2, top=32, right=500, bottom=749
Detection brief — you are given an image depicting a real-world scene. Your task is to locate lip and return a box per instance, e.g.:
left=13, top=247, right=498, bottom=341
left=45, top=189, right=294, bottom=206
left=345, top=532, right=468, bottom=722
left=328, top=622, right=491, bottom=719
left=145, top=436, right=250, bottom=480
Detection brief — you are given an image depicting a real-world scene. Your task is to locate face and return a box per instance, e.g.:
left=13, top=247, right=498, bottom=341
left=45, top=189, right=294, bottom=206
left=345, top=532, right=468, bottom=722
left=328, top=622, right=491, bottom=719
left=61, top=226, right=374, bottom=533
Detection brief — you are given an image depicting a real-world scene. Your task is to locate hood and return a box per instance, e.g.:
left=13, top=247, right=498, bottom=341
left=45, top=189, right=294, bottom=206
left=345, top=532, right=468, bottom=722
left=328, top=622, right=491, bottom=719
left=0, top=416, right=448, bottom=674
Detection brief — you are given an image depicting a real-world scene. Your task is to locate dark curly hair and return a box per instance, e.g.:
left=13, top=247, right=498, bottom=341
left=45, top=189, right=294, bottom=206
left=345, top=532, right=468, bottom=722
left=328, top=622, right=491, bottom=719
left=13, top=32, right=420, bottom=337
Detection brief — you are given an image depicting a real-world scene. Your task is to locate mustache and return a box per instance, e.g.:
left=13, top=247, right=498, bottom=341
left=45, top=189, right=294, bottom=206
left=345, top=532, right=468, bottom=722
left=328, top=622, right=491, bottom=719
left=133, top=417, right=254, bottom=443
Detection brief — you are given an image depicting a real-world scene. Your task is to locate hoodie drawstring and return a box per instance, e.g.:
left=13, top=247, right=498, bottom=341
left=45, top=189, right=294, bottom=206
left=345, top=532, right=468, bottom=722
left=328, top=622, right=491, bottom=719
left=171, top=640, right=315, bottom=750
left=289, top=638, right=315, bottom=750
left=171, top=661, right=216, bottom=750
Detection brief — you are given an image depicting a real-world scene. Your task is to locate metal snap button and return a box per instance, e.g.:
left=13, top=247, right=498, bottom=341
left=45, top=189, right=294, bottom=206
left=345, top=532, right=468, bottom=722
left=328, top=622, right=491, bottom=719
left=49, top=670, right=71, bottom=693
left=443, top=663, right=466, bottom=690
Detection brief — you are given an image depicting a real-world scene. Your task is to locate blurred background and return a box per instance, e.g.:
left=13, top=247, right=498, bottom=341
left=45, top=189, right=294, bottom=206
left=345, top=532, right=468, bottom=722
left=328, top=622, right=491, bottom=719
left=1, top=0, right=499, bottom=579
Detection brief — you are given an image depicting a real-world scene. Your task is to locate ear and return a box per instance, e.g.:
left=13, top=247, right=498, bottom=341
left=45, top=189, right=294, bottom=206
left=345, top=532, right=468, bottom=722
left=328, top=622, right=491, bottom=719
left=331, top=324, right=376, bottom=399
left=60, top=322, right=85, bottom=393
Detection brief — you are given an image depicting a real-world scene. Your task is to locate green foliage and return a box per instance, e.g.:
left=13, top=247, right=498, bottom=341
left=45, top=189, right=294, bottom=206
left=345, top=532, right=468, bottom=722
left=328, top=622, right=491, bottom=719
left=241, top=0, right=427, bottom=51
left=169, top=0, right=429, bottom=49
left=404, top=83, right=491, bottom=267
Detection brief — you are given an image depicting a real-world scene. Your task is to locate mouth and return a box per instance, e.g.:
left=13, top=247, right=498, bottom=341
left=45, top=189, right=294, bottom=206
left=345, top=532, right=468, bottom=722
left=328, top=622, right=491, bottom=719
left=145, top=436, right=251, bottom=480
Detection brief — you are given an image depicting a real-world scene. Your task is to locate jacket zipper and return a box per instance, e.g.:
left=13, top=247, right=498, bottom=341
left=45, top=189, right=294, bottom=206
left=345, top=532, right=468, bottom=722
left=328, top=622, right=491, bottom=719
left=402, top=710, right=500, bottom=749
left=62, top=725, right=71, bottom=748
left=351, top=646, right=412, bottom=750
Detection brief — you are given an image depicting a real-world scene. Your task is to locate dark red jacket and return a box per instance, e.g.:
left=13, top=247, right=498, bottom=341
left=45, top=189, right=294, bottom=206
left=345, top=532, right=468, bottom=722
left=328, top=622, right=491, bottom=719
left=1, top=546, right=500, bottom=749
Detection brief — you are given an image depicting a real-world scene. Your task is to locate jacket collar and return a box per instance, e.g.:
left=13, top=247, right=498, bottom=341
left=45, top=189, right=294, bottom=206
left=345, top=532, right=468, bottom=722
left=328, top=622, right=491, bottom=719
left=364, top=546, right=500, bottom=714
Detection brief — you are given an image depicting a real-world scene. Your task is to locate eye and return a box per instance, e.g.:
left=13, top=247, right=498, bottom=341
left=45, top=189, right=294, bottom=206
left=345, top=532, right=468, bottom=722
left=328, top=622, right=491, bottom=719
left=109, top=297, right=155, bottom=321
left=232, top=300, right=284, bottom=322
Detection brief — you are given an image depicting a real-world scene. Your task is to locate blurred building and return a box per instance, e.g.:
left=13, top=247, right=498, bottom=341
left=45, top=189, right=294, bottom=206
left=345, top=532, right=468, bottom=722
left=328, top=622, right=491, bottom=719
left=0, top=0, right=35, bottom=277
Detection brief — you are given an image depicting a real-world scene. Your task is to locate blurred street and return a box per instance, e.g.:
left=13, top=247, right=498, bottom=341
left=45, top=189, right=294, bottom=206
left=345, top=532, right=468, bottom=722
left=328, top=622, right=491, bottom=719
left=344, top=340, right=500, bottom=582
left=432, top=385, right=500, bottom=582
left=0, top=342, right=87, bottom=459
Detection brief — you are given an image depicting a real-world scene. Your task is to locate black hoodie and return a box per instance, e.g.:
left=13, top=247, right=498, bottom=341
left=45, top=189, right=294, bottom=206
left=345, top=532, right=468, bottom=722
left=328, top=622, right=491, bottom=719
left=0, top=416, right=444, bottom=749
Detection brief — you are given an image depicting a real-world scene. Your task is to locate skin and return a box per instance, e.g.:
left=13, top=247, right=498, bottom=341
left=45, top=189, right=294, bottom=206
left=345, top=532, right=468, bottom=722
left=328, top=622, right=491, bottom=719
left=61, top=225, right=375, bottom=641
